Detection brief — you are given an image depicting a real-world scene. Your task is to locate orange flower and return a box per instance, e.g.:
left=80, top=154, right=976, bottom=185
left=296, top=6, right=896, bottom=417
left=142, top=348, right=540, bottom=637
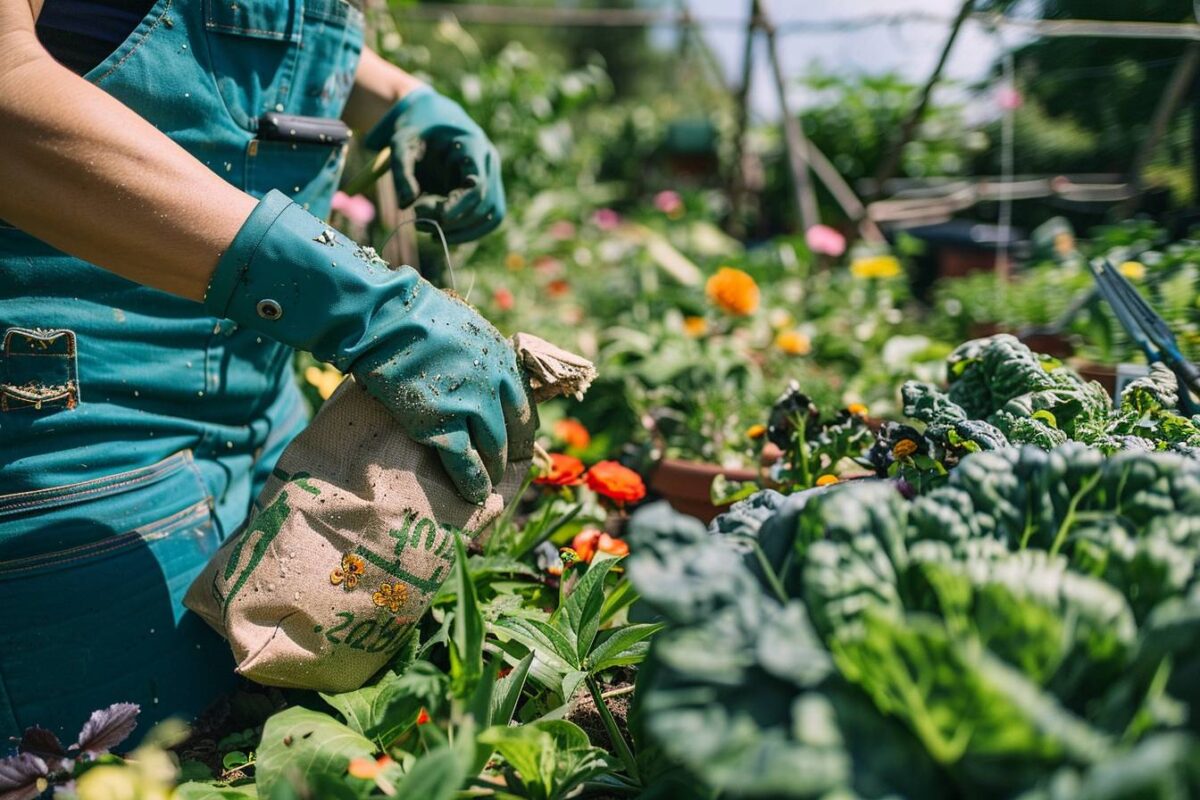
left=586, top=461, right=646, bottom=503
left=705, top=267, right=760, bottom=316
left=330, top=553, right=366, bottom=590
left=747, top=424, right=767, bottom=439
left=535, top=453, right=585, bottom=486
left=416, top=708, right=431, bottom=725
left=816, top=474, right=840, bottom=487
left=571, top=529, right=630, bottom=563
left=682, top=315, right=709, bottom=337
left=892, top=439, right=918, bottom=459
left=546, top=279, right=570, bottom=298
left=774, top=330, right=811, bottom=356
left=554, top=418, right=591, bottom=450
left=348, top=755, right=393, bottom=780
left=493, top=287, right=515, bottom=311
left=847, top=403, right=869, bottom=417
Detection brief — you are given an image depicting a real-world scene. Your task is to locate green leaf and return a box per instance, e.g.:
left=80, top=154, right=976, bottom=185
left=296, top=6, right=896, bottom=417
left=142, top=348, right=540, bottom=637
left=559, top=554, right=621, bottom=662
left=599, top=577, right=638, bottom=624
left=493, top=616, right=579, bottom=671
left=491, top=651, right=535, bottom=727
left=586, top=623, right=664, bottom=672
left=320, top=662, right=446, bottom=747
left=222, top=751, right=249, bottom=771
left=254, top=707, right=374, bottom=798
left=479, top=720, right=613, bottom=800
left=451, top=533, right=485, bottom=693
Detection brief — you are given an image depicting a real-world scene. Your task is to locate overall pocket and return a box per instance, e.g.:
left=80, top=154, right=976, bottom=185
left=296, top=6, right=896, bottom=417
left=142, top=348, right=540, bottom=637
left=244, top=138, right=347, bottom=216
left=0, top=451, right=235, bottom=740
left=203, top=0, right=301, bottom=129
left=0, top=327, right=80, bottom=413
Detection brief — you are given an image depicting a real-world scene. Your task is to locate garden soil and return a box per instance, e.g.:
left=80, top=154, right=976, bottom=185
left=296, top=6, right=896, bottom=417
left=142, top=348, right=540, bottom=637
left=186, top=333, right=595, bottom=691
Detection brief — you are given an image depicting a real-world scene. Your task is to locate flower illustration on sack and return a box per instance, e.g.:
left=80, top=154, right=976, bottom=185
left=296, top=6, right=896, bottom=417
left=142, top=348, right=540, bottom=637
left=330, top=553, right=366, bottom=590
left=373, top=582, right=408, bottom=613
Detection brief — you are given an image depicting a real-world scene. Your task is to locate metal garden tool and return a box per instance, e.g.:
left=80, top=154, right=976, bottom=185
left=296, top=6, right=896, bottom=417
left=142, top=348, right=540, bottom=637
left=1087, top=257, right=1200, bottom=415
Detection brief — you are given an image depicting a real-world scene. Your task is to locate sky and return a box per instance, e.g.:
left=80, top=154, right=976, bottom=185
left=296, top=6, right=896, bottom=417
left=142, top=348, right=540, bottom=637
left=679, top=0, right=1018, bottom=118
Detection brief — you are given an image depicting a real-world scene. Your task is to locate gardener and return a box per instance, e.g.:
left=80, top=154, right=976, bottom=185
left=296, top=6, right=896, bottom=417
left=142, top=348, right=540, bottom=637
left=0, top=0, right=524, bottom=742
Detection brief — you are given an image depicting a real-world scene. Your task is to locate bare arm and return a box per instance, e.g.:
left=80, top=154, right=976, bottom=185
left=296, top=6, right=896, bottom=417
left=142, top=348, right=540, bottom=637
left=0, top=0, right=256, bottom=301
left=341, top=47, right=424, bottom=135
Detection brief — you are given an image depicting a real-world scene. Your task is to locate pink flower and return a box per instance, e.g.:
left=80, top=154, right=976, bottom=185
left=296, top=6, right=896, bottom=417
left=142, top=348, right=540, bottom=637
left=805, top=224, right=846, bottom=257
left=549, top=220, right=577, bottom=240
left=331, top=191, right=376, bottom=227
left=592, top=208, right=620, bottom=231
left=493, top=287, right=514, bottom=311
left=654, top=190, right=683, bottom=215
left=996, top=86, right=1023, bottom=111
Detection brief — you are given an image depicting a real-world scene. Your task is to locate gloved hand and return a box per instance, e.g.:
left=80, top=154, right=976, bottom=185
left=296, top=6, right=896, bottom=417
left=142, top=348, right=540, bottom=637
left=364, top=86, right=505, bottom=243
left=206, top=190, right=532, bottom=504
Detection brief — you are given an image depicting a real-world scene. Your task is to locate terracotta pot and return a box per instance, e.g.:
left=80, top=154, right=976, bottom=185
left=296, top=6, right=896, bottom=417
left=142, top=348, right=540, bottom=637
left=1074, top=361, right=1117, bottom=397
left=1019, top=331, right=1074, bottom=359
left=650, top=458, right=758, bottom=524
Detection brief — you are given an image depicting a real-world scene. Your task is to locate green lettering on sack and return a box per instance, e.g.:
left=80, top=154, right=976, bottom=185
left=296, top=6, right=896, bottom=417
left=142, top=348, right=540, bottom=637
left=353, top=545, right=449, bottom=594
left=387, top=510, right=418, bottom=555
left=271, top=466, right=320, bottom=496
left=415, top=517, right=437, bottom=549
left=220, top=490, right=292, bottom=621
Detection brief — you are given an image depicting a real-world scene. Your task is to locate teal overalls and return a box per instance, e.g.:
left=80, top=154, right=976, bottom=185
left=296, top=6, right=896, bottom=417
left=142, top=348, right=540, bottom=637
left=0, top=0, right=363, bottom=741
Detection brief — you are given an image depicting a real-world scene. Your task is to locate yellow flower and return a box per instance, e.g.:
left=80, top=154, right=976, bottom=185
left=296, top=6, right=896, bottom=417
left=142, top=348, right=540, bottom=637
left=892, top=439, right=919, bottom=459
left=848, top=403, right=869, bottom=417
left=774, top=329, right=811, bottom=356
left=816, top=474, right=840, bottom=487
left=705, top=267, right=760, bottom=316
left=1119, top=260, right=1146, bottom=281
left=372, top=582, right=408, bottom=613
left=1053, top=232, right=1075, bottom=256
left=850, top=255, right=902, bottom=280
left=505, top=252, right=526, bottom=270
left=304, top=364, right=344, bottom=400
left=683, top=315, right=709, bottom=337
left=746, top=423, right=767, bottom=439
left=330, top=553, right=366, bottom=590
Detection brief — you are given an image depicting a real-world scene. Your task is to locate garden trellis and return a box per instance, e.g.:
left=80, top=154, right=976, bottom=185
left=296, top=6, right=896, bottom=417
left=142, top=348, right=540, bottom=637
left=390, top=2, right=1200, bottom=244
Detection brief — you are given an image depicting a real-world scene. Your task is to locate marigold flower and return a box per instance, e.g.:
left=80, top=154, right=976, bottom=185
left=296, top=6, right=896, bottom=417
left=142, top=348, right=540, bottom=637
left=372, top=582, right=408, bottom=613
left=585, top=461, right=647, bottom=503
left=774, top=330, right=811, bottom=356
left=847, top=403, right=869, bottom=417
left=546, top=279, right=570, bottom=298
left=850, top=255, right=902, bottom=280
left=330, top=553, right=366, bottom=590
left=554, top=418, right=591, bottom=450
left=805, top=224, right=846, bottom=257
left=705, top=267, right=760, bottom=316
left=571, top=529, right=630, bottom=563
left=504, top=252, right=525, bottom=270
left=816, top=474, right=840, bottom=487
left=416, top=708, right=431, bottom=725
left=746, top=423, right=767, bottom=439
left=682, top=315, right=709, bottom=337
left=348, top=758, right=380, bottom=780
left=1119, top=261, right=1146, bottom=281
left=535, top=453, right=585, bottom=486
left=892, top=439, right=919, bottom=459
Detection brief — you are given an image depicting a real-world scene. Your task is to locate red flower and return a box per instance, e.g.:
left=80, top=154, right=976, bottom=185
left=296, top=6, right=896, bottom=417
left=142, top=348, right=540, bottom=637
left=546, top=279, right=570, bottom=298
left=493, top=287, right=515, bottom=311
left=535, top=453, right=585, bottom=486
left=554, top=418, right=591, bottom=450
left=585, top=461, right=646, bottom=504
left=416, top=708, right=431, bottom=726
left=571, top=529, right=630, bottom=563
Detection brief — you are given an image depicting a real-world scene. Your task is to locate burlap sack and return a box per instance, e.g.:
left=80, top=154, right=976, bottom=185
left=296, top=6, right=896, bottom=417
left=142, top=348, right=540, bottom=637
left=185, top=334, right=594, bottom=691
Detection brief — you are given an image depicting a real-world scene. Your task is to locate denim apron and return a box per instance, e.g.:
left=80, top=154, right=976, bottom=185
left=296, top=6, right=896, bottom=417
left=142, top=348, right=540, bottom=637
left=0, top=0, right=362, bottom=741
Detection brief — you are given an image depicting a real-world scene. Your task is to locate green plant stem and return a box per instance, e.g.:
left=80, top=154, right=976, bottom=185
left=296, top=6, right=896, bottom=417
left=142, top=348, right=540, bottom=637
left=730, top=535, right=788, bottom=605
left=586, top=676, right=640, bottom=785
left=601, top=685, right=637, bottom=700
left=1049, top=472, right=1101, bottom=557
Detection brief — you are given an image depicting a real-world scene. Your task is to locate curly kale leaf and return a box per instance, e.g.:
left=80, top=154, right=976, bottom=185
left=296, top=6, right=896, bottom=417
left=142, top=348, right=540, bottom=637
left=947, top=334, right=1058, bottom=418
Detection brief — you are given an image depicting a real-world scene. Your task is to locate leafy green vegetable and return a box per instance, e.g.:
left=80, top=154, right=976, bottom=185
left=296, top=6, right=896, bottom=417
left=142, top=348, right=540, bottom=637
left=632, top=445, right=1200, bottom=797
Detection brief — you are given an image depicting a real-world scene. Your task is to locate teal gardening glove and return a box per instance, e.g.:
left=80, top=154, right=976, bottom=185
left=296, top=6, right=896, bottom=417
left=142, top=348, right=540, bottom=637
left=206, top=190, right=531, bottom=504
left=364, top=86, right=506, bottom=243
